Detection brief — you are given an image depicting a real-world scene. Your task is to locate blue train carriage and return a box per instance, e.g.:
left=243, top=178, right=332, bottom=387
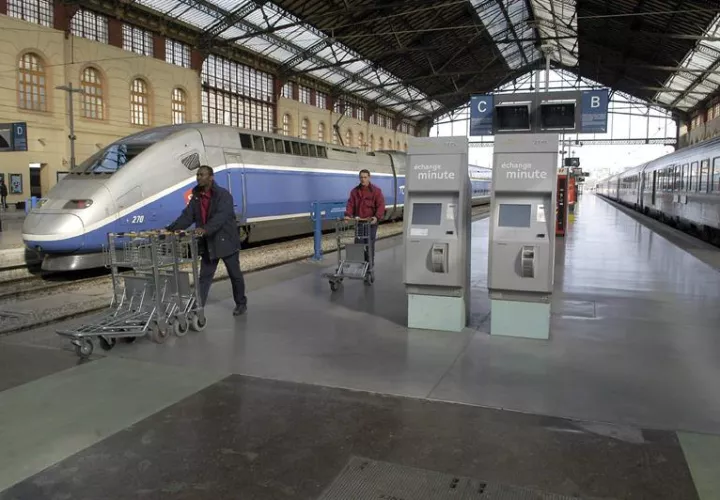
left=22, top=124, right=407, bottom=271
left=468, top=164, right=492, bottom=198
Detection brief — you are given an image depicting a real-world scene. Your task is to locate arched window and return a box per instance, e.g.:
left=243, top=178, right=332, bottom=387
left=130, top=78, right=149, bottom=125
left=171, top=88, right=187, bottom=124
left=370, top=135, right=375, bottom=151
left=388, top=139, right=393, bottom=150
left=404, top=142, right=408, bottom=151
left=80, top=67, right=103, bottom=120
left=345, top=129, right=353, bottom=147
left=358, top=132, right=364, bottom=149
left=300, top=118, right=309, bottom=139
left=18, top=53, right=46, bottom=111
left=317, top=122, right=325, bottom=142
left=282, top=114, right=291, bottom=136
left=379, top=137, right=384, bottom=150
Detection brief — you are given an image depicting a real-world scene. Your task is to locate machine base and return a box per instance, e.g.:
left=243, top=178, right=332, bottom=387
left=490, top=299, right=551, bottom=340
left=407, top=294, right=466, bottom=332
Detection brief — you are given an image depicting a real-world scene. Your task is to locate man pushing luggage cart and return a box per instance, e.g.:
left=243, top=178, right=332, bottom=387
left=323, top=169, right=385, bottom=292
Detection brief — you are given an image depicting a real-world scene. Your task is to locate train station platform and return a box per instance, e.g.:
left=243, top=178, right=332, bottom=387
left=2, top=195, right=720, bottom=499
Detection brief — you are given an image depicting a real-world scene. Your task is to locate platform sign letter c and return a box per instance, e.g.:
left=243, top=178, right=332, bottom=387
left=477, top=100, right=487, bottom=113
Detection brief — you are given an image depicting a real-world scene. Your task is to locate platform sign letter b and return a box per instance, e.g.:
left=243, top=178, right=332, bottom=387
left=581, top=90, right=608, bottom=134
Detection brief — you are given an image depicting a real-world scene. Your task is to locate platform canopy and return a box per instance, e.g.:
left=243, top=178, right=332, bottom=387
left=125, top=0, right=719, bottom=120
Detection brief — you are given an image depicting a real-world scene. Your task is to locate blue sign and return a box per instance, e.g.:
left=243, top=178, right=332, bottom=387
left=469, top=95, right=494, bottom=136
left=580, top=90, right=609, bottom=134
left=12, top=122, right=27, bottom=151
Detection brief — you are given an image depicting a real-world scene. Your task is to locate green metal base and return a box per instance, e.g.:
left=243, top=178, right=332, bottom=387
left=490, top=299, right=551, bottom=340
left=407, top=294, right=466, bottom=332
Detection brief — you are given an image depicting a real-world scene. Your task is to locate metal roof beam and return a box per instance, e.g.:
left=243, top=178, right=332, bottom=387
left=491, top=0, right=531, bottom=67
left=172, top=0, right=433, bottom=116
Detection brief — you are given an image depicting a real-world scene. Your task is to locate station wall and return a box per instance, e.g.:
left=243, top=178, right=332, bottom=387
left=0, top=14, right=200, bottom=205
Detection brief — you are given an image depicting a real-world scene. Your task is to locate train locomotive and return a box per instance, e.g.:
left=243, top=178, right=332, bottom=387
left=23, top=123, right=491, bottom=271
left=595, top=136, right=720, bottom=245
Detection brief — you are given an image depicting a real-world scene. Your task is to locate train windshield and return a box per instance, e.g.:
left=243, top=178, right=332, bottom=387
left=73, top=143, right=151, bottom=174
left=72, top=127, right=179, bottom=174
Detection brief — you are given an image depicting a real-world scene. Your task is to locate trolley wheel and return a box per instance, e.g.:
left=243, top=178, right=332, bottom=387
left=173, top=316, right=189, bottom=337
left=364, top=272, right=374, bottom=285
left=98, top=336, right=116, bottom=351
left=190, top=314, right=207, bottom=332
left=74, top=339, right=94, bottom=359
left=122, top=336, right=137, bottom=344
left=329, top=280, right=341, bottom=292
left=149, top=321, right=169, bottom=344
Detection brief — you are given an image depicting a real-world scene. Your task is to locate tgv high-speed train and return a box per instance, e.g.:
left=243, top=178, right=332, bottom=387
left=595, top=136, right=720, bottom=245
left=23, top=123, right=491, bottom=271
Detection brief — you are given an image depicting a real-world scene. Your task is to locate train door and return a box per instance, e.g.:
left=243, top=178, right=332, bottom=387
left=222, top=151, right=246, bottom=223
left=651, top=170, right=657, bottom=205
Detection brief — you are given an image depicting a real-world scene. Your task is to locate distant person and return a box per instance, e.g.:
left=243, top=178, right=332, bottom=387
left=344, top=169, right=385, bottom=263
left=166, top=165, right=247, bottom=316
left=0, top=180, right=7, bottom=209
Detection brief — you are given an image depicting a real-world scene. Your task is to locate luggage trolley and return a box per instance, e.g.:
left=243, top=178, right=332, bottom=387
left=323, top=217, right=375, bottom=291
left=56, top=229, right=206, bottom=359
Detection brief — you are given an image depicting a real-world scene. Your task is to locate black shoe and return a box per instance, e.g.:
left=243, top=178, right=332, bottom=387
left=233, top=304, right=247, bottom=316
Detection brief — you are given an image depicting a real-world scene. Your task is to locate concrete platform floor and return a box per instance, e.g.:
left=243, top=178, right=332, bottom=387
left=1, top=195, right=720, bottom=499
left=0, top=209, right=25, bottom=251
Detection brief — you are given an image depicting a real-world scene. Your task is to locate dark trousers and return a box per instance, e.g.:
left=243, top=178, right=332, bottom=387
left=355, top=224, right=378, bottom=266
left=198, top=251, right=247, bottom=308
left=1, top=195, right=6, bottom=209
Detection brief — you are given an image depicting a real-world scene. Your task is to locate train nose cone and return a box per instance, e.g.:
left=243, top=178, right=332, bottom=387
left=22, top=213, right=86, bottom=253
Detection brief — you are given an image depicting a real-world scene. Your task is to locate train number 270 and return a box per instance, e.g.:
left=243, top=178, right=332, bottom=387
left=130, top=215, right=145, bottom=224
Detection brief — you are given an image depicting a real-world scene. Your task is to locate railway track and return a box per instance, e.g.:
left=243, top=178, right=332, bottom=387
left=0, top=204, right=490, bottom=334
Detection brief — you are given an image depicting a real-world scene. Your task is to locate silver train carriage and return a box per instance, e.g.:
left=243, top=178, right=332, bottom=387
left=595, top=136, right=720, bottom=244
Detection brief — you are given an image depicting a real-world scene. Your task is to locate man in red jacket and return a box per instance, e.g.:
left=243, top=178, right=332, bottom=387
left=344, top=169, right=385, bottom=265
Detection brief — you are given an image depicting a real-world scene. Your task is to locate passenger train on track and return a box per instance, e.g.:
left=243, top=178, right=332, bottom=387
left=594, top=136, right=720, bottom=246
left=23, top=123, right=491, bottom=271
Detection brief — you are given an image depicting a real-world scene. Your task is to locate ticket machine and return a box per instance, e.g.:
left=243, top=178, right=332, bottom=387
left=403, top=137, right=471, bottom=332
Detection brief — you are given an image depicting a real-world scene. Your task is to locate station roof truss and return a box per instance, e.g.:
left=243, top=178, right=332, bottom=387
left=107, top=0, right=719, bottom=121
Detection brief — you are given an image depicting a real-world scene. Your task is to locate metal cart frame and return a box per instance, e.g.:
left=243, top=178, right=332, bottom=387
left=56, top=229, right=206, bottom=359
left=322, top=218, right=375, bottom=291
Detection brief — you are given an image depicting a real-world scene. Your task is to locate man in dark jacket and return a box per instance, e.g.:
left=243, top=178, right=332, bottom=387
left=167, top=165, right=247, bottom=316
left=0, top=180, right=7, bottom=209
left=344, top=169, right=385, bottom=264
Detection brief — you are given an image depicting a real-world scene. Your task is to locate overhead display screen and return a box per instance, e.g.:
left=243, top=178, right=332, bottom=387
left=496, top=105, right=530, bottom=131
left=540, top=103, right=575, bottom=129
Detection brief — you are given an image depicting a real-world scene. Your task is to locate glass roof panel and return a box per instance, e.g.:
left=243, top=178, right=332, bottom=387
left=654, top=13, right=720, bottom=110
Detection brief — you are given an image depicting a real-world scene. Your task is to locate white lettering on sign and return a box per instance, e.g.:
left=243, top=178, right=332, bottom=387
left=477, top=100, right=487, bottom=113
left=591, top=95, right=600, bottom=108
left=413, top=164, right=456, bottom=180
left=500, top=161, right=548, bottom=180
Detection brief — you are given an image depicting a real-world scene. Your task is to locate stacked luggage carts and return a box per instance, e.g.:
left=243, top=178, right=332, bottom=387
left=57, top=229, right=206, bottom=359
left=323, top=218, right=375, bottom=291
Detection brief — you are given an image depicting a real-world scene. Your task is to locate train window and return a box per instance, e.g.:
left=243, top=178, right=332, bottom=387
left=264, top=137, right=275, bottom=153
left=285, top=141, right=292, bottom=154
left=309, top=144, right=317, bottom=157
left=275, top=139, right=284, bottom=153
left=682, top=164, right=688, bottom=190
left=239, top=134, right=252, bottom=149
left=252, top=136, right=264, bottom=152
left=300, top=143, right=309, bottom=156
left=674, top=165, right=680, bottom=191
left=699, top=159, right=709, bottom=193
left=317, top=146, right=327, bottom=158
left=713, top=157, right=720, bottom=192
left=690, top=162, right=698, bottom=191
left=73, top=142, right=150, bottom=174
left=180, top=152, right=200, bottom=171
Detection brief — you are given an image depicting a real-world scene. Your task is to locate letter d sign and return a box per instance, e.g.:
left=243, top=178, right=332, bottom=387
left=590, top=96, right=600, bottom=108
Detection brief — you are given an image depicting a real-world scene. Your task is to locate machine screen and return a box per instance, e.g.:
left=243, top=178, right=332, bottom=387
left=498, top=203, right=531, bottom=228
left=411, top=203, right=442, bottom=225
